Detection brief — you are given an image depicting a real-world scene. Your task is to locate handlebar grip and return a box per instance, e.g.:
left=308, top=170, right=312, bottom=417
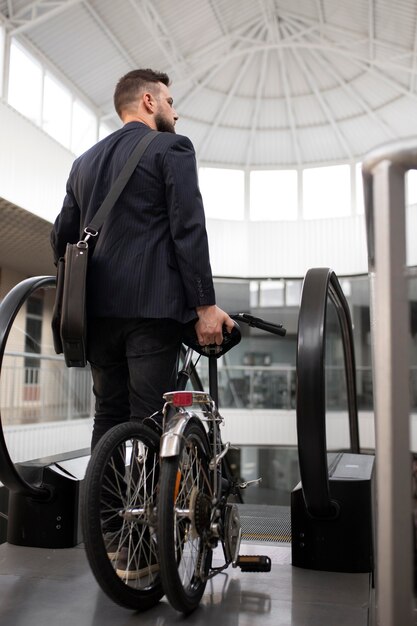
left=230, top=313, right=286, bottom=336
left=253, top=319, right=286, bottom=337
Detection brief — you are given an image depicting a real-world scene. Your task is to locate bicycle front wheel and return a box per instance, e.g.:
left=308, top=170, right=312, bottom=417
left=82, top=421, right=163, bottom=611
left=157, top=419, right=214, bottom=614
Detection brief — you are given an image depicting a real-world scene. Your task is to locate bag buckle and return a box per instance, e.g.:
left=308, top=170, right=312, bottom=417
left=82, top=227, right=98, bottom=243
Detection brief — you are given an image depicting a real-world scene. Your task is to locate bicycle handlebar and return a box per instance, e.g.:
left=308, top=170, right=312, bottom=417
left=230, top=313, right=287, bottom=337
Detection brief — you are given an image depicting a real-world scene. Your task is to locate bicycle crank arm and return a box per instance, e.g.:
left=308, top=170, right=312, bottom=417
left=237, top=555, right=272, bottom=573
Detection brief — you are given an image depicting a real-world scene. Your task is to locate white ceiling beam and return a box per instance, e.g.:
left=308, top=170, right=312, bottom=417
left=297, top=10, right=417, bottom=104
left=82, top=1, right=137, bottom=69
left=128, top=0, right=191, bottom=81
left=354, top=56, right=417, bottom=102
left=245, top=49, right=268, bottom=169
left=257, top=0, right=272, bottom=30
left=180, top=39, right=417, bottom=94
left=283, top=13, right=367, bottom=56
left=284, top=12, right=417, bottom=85
left=369, top=0, right=375, bottom=61
left=307, top=42, right=397, bottom=140
left=282, top=9, right=392, bottom=59
left=281, top=22, right=354, bottom=159
left=275, top=15, right=302, bottom=166
left=409, top=10, right=417, bottom=92
left=315, top=0, right=325, bottom=31
left=9, top=0, right=83, bottom=36
left=263, top=0, right=302, bottom=165
left=174, top=8, right=371, bottom=88
left=207, top=0, right=228, bottom=37
left=174, top=18, right=260, bottom=68
left=175, top=18, right=265, bottom=110
left=176, top=36, right=367, bottom=88
left=198, top=48, right=257, bottom=160
left=288, top=18, right=397, bottom=141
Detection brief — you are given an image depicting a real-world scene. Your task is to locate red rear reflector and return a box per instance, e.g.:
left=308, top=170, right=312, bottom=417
left=172, top=392, right=193, bottom=407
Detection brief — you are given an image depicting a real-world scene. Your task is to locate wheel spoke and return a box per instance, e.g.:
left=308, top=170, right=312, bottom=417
left=82, top=422, right=162, bottom=609
left=158, top=423, right=213, bottom=612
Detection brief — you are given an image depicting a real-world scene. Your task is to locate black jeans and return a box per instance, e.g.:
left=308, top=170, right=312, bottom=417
left=87, top=317, right=182, bottom=451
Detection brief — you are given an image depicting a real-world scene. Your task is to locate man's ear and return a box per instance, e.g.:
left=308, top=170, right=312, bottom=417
left=143, top=91, right=155, bottom=113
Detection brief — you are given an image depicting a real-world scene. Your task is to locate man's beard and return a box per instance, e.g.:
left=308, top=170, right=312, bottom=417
left=155, top=113, right=176, bottom=134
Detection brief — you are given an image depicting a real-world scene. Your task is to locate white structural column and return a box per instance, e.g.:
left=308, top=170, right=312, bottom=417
left=363, top=143, right=415, bottom=626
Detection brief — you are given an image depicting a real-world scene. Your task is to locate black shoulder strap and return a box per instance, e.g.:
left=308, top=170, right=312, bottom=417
left=83, top=130, right=160, bottom=238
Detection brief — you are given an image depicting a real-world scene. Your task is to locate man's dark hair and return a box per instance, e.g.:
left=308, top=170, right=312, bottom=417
left=113, top=69, right=170, bottom=118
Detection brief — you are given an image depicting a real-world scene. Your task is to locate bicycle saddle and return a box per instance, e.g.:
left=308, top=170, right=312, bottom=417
left=182, top=320, right=241, bottom=358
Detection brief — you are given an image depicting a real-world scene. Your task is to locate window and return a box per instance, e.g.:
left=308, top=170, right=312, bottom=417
left=407, top=170, right=417, bottom=206
left=72, top=100, right=97, bottom=155
left=303, top=164, right=351, bottom=219
left=7, top=39, right=99, bottom=155
left=259, top=281, right=285, bottom=307
left=43, top=73, right=72, bottom=145
left=99, top=121, right=114, bottom=141
left=8, top=41, right=42, bottom=125
left=0, top=25, right=5, bottom=98
left=250, top=281, right=259, bottom=308
left=198, top=167, right=244, bottom=220
left=286, top=280, right=302, bottom=306
left=355, top=162, right=365, bottom=214
left=250, top=170, right=298, bottom=220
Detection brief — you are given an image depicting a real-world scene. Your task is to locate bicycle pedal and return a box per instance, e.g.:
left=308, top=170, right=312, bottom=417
left=237, top=555, right=271, bottom=573
left=238, top=477, right=262, bottom=489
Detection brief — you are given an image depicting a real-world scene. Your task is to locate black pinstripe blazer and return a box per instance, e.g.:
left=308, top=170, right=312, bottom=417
left=50, top=122, right=216, bottom=323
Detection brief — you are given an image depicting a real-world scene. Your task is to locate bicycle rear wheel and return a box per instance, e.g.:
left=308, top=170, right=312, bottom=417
left=157, top=419, right=214, bottom=614
left=82, top=421, right=163, bottom=611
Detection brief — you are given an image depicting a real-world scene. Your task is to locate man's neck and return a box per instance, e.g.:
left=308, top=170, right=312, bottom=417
left=122, top=114, right=155, bottom=129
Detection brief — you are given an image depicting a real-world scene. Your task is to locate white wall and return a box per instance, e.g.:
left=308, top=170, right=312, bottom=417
left=206, top=213, right=368, bottom=277
left=0, top=100, right=73, bottom=222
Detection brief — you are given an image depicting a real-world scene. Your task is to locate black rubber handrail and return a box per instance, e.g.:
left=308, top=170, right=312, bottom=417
left=0, top=275, right=56, bottom=499
left=296, top=267, right=360, bottom=518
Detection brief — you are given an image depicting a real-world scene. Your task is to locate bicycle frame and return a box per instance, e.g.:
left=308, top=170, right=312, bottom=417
left=157, top=316, right=284, bottom=612
left=161, top=350, right=227, bottom=510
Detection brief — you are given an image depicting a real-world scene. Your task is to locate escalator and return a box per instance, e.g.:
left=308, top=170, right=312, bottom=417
left=0, top=275, right=89, bottom=548
left=0, top=269, right=375, bottom=567
left=0, top=269, right=374, bottom=624
left=291, top=267, right=375, bottom=574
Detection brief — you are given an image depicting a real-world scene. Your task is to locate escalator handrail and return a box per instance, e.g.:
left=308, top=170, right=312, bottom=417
left=0, top=275, right=56, bottom=499
left=296, top=267, right=360, bottom=518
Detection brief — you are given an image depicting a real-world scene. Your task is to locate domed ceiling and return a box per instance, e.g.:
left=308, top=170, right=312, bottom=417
left=1, top=0, right=417, bottom=167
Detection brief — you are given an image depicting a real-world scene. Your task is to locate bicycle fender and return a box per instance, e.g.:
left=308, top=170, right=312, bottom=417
left=160, top=413, right=200, bottom=457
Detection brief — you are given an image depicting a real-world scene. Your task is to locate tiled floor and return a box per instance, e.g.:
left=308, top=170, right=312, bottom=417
left=0, top=540, right=371, bottom=626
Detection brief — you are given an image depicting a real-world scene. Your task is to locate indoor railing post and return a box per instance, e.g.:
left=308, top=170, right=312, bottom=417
left=363, top=140, right=417, bottom=626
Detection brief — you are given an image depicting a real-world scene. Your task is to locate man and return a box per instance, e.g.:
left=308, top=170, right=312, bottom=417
left=51, top=68, right=233, bottom=450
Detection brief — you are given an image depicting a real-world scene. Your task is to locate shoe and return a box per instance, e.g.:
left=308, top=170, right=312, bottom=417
left=116, top=546, right=159, bottom=581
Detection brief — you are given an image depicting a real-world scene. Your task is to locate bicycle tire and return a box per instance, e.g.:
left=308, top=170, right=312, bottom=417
left=81, top=421, right=163, bottom=611
left=157, top=419, right=213, bottom=614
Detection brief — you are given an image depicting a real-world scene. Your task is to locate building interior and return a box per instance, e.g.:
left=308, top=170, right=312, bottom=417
left=0, top=1, right=416, bottom=625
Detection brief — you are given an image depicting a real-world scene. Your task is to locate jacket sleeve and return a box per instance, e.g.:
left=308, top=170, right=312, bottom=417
left=162, top=135, right=216, bottom=309
left=50, top=175, right=81, bottom=264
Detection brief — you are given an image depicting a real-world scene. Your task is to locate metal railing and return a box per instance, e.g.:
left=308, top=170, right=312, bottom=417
left=9, top=353, right=417, bottom=418
left=1, top=351, right=93, bottom=424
